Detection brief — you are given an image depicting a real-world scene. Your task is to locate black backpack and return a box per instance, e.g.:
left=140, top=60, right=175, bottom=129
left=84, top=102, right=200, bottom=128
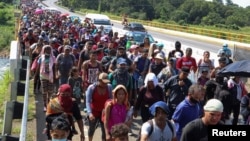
left=136, top=119, right=174, bottom=141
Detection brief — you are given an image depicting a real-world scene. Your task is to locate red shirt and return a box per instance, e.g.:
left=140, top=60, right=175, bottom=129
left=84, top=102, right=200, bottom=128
left=176, top=56, right=197, bottom=72
left=90, top=87, right=109, bottom=117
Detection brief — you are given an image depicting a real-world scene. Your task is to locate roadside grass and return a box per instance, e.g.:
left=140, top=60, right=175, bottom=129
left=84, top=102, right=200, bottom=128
left=0, top=3, right=15, bottom=51
left=54, top=2, right=250, bottom=36
left=0, top=70, right=36, bottom=141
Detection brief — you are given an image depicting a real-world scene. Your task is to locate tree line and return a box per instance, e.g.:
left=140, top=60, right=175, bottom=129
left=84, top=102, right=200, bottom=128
left=62, top=0, right=249, bottom=29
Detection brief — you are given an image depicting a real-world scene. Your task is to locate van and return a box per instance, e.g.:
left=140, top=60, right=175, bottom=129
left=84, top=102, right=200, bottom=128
left=85, top=13, right=113, bottom=34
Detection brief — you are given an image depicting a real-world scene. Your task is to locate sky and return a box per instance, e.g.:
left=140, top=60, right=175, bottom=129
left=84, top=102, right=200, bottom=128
left=206, top=0, right=250, bottom=8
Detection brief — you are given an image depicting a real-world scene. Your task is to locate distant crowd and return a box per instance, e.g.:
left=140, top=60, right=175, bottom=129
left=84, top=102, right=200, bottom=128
left=18, top=1, right=250, bottom=141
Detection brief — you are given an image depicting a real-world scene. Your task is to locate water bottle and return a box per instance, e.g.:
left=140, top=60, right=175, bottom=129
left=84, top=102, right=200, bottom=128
left=138, top=76, right=144, bottom=88
left=125, top=106, right=134, bottom=122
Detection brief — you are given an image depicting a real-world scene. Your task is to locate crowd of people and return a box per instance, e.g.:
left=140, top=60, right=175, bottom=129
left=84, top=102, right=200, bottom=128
left=18, top=1, right=250, bottom=141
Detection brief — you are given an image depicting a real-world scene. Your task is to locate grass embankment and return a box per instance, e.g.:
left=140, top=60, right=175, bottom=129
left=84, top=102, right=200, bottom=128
left=0, top=2, right=15, bottom=52
left=0, top=72, right=36, bottom=140
left=0, top=2, right=36, bottom=140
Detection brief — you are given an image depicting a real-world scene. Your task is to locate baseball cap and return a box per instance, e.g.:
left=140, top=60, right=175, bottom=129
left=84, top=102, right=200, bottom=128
left=98, top=73, right=110, bottom=83
left=181, top=67, right=190, bottom=73
left=157, top=43, right=164, bottom=48
left=154, top=53, right=163, bottom=60
left=218, top=57, right=227, bottom=62
left=204, top=99, right=223, bottom=112
left=117, top=58, right=127, bottom=65
left=118, top=46, right=126, bottom=50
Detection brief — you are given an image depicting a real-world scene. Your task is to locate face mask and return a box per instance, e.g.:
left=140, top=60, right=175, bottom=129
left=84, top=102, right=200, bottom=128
left=52, top=138, right=67, bottom=141
left=45, top=53, right=50, bottom=56
left=189, top=96, right=199, bottom=104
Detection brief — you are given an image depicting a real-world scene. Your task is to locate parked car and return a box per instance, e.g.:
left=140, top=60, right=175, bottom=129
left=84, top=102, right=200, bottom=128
left=123, top=22, right=146, bottom=32
left=125, top=31, right=156, bottom=44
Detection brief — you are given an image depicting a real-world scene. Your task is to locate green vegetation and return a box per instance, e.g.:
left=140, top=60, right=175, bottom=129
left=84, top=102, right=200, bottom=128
left=60, top=0, right=250, bottom=33
left=0, top=2, right=15, bottom=51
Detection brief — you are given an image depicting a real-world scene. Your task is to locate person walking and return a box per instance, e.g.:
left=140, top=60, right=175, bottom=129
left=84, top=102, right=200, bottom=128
left=140, top=101, right=177, bottom=141
left=172, top=84, right=204, bottom=141
left=85, top=73, right=113, bottom=141
left=180, top=99, right=224, bottom=141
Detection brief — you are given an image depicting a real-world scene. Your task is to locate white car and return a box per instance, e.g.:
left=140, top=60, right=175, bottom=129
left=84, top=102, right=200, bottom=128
left=85, top=13, right=113, bottom=34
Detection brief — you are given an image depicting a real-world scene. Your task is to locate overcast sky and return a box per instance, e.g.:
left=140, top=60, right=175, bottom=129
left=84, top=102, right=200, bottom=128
left=206, top=0, right=250, bottom=8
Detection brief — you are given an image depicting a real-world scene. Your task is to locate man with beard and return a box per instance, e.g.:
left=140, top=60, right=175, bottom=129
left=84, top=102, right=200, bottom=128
left=108, top=46, right=132, bottom=73
left=172, top=84, right=204, bottom=141
left=46, top=84, right=85, bottom=141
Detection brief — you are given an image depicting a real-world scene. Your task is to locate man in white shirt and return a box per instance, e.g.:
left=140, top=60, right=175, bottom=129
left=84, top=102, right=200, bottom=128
left=140, top=101, right=177, bottom=141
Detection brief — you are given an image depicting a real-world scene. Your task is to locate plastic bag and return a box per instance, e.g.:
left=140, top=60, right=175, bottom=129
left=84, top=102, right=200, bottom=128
left=188, top=70, right=197, bottom=84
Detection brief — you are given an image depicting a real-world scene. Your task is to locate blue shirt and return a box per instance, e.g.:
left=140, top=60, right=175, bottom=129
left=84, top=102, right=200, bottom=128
left=172, top=98, right=201, bottom=140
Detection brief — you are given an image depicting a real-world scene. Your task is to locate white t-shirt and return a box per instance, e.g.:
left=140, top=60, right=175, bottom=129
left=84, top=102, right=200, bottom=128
left=141, top=119, right=176, bottom=141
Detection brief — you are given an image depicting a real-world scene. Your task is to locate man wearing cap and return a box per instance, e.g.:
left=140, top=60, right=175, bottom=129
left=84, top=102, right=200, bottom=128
left=217, top=43, right=232, bottom=58
left=109, top=58, right=133, bottom=101
left=109, top=58, right=132, bottom=88
left=163, top=67, right=193, bottom=120
left=210, top=57, right=227, bottom=79
left=140, top=101, right=177, bottom=141
left=180, top=99, right=224, bottom=141
left=149, top=53, right=166, bottom=76
left=86, top=73, right=113, bottom=141
left=156, top=43, right=167, bottom=63
left=108, top=46, right=132, bottom=73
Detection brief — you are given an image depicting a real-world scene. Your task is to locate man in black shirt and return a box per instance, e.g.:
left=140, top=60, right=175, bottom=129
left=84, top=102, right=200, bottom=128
left=180, top=99, right=224, bottom=141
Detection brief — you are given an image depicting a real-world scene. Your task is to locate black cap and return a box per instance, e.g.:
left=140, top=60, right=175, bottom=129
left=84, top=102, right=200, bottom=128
left=118, top=46, right=125, bottom=50
left=181, top=67, right=190, bottom=73
left=139, top=43, right=144, bottom=47
left=218, top=57, right=227, bottom=62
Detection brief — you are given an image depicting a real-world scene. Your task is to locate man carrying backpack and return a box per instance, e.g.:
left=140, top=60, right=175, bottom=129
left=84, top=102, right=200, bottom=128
left=139, top=101, right=177, bottom=141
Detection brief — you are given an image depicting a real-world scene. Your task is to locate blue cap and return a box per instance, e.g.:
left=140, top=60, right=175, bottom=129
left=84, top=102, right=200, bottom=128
left=149, top=101, right=170, bottom=116
left=117, top=58, right=127, bottom=65
left=157, top=43, right=164, bottom=48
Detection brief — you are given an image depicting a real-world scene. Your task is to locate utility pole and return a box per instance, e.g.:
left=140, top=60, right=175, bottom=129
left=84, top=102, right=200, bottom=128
left=98, top=0, right=102, bottom=13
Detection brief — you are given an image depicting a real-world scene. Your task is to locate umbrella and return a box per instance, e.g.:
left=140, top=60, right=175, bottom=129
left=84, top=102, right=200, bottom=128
left=217, top=59, right=250, bottom=77
left=35, top=9, right=43, bottom=14
left=60, top=13, right=69, bottom=17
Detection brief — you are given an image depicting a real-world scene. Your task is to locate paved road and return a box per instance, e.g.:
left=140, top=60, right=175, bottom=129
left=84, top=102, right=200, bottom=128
left=42, top=0, right=225, bottom=53
left=36, top=1, right=248, bottom=140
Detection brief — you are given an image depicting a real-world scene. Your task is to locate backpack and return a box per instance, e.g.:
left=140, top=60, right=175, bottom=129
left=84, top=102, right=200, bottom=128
left=136, top=119, right=174, bottom=141
left=101, top=99, right=114, bottom=123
